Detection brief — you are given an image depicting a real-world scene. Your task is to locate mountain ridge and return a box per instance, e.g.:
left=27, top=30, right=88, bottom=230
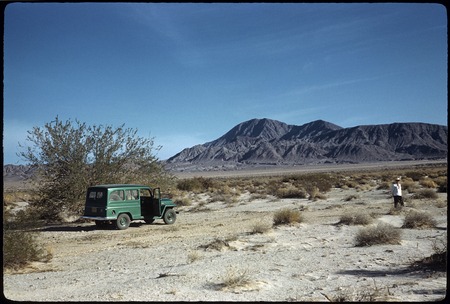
left=166, top=118, right=447, bottom=171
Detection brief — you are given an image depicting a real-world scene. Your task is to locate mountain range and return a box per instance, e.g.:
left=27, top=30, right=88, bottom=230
left=4, top=118, right=448, bottom=177
left=165, top=118, right=447, bottom=171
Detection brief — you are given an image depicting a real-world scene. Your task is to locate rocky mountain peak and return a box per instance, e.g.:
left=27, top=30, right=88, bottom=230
left=213, top=118, right=291, bottom=144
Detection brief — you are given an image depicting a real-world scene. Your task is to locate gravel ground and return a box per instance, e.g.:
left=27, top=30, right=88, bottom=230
left=3, top=186, right=447, bottom=302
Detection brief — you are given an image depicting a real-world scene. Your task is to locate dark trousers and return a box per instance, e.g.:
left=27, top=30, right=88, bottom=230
left=394, top=196, right=404, bottom=208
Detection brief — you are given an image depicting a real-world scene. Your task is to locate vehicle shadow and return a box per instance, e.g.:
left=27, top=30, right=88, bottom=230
left=39, top=221, right=165, bottom=232
left=40, top=224, right=98, bottom=232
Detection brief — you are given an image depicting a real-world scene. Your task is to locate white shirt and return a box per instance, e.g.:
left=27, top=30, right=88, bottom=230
left=392, top=183, right=402, bottom=196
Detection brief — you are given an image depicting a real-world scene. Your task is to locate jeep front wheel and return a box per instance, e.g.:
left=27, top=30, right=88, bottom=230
left=116, top=213, right=131, bottom=230
left=163, top=209, right=176, bottom=225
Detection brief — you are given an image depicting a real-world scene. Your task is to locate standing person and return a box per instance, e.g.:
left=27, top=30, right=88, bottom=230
left=391, top=177, right=404, bottom=208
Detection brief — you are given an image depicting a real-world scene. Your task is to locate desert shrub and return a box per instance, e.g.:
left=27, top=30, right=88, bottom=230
left=173, top=197, right=192, bottom=207
left=434, top=200, right=447, bottom=208
left=376, top=181, right=391, bottom=190
left=400, top=179, right=418, bottom=193
left=339, top=212, right=373, bottom=226
left=307, top=186, right=327, bottom=200
left=404, top=171, right=426, bottom=181
left=435, top=176, right=447, bottom=193
left=343, top=194, right=359, bottom=201
left=355, top=223, right=401, bottom=246
left=177, top=177, right=216, bottom=192
left=273, top=208, right=303, bottom=225
left=187, top=251, right=202, bottom=263
left=275, top=186, right=307, bottom=199
left=413, top=189, right=438, bottom=199
left=419, top=178, right=438, bottom=188
left=220, top=267, right=252, bottom=289
left=3, top=230, right=52, bottom=270
left=402, top=211, right=437, bottom=229
left=208, top=193, right=238, bottom=205
left=250, top=221, right=272, bottom=234
left=3, top=190, right=38, bottom=205
left=306, top=173, right=336, bottom=192
left=249, top=192, right=268, bottom=201
left=327, top=281, right=390, bottom=302
left=199, top=236, right=237, bottom=251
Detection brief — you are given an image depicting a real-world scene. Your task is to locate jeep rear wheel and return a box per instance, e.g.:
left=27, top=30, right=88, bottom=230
left=163, top=209, right=176, bottom=225
left=116, top=213, right=131, bottom=230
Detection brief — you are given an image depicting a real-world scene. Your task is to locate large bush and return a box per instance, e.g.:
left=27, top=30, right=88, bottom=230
left=18, top=117, right=174, bottom=221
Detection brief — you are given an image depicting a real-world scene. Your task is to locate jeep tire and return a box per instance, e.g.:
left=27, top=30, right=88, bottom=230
left=163, top=209, right=176, bottom=225
left=116, top=213, right=131, bottom=230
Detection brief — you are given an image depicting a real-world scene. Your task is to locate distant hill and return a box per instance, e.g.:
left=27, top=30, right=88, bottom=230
left=165, top=118, right=448, bottom=171
left=4, top=118, right=448, bottom=177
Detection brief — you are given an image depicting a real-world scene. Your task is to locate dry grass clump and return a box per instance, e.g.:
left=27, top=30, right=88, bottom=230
left=355, top=223, right=401, bottom=246
left=338, top=212, right=373, bottom=226
left=249, top=192, right=268, bottom=201
left=433, top=200, right=447, bottom=208
left=307, top=186, right=327, bottom=200
left=376, top=181, right=391, bottom=190
left=326, top=279, right=391, bottom=302
left=273, top=184, right=307, bottom=199
left=290, top=172, right=337, bottom=193
left=3, top=190, right=37, bottom=205
left=208, top=193, right=238, bottom=205
left=3, top=230, right=53, bottom=270
left=402, top=210, right=437, bottom=229
left=199, top=236, right=237, bottom=251
left=3, top=207, right=53, bottom=271
left=404, top=170, right=427, bottom=181
left=343, top=194, right=359, bottom=201
left=413, top=189, right=438, bottom=199
left=398, top=178, right=418, bottom=193
left=176, top=177, right=217, bottom=192
left=220, top=267, right=252, bottom=289
left=273, top=208, right=304, bottom=226
left=419, top=178, right=438, bottom=188
left=250, top=220, right=272, bottom=234
left=173, top=197, right=192, bottom=207
left=434, top=176, right=447, bottom=193
left=187, top=251, right=202, bottom=264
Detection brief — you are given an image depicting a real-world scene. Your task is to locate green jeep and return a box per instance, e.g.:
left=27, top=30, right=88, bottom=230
left=82, top=184, right=177, bottom=230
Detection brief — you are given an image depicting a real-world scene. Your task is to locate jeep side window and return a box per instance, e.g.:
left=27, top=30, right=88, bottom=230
left=140, top=189, right=151, bottom=197
left=110, top=190, right=124, bottom=201
left=125, top=189, right=139, bottom=200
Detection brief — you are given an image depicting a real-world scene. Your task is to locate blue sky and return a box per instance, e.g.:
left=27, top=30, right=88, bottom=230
left=3, top=3, right=447, bottom=165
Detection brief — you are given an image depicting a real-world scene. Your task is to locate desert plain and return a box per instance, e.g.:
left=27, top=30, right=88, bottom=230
left=3, top=161, right=448, bottom=302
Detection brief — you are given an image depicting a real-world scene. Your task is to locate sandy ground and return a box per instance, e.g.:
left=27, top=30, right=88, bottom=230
left=3, top=185, right=447, bottom=302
